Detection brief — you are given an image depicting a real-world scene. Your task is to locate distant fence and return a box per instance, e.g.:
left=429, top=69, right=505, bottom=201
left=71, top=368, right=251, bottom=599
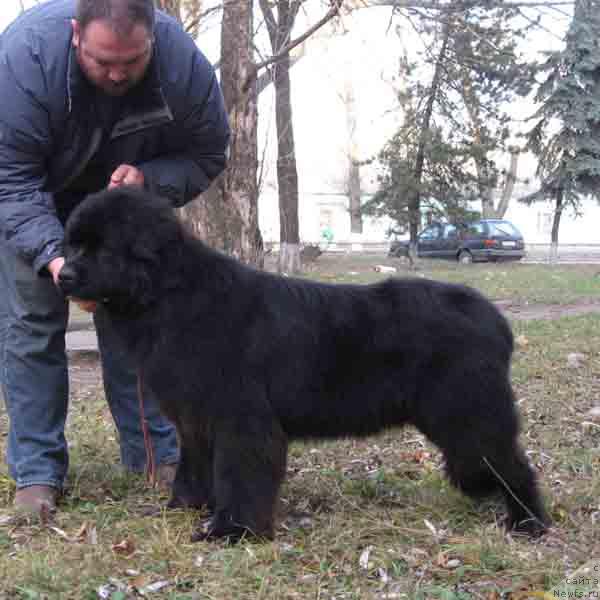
left=524, top=243, right=600, bottom=263
left=267, top=241, right=391, bottom=254
left=266, top=241, right=600, bottom=263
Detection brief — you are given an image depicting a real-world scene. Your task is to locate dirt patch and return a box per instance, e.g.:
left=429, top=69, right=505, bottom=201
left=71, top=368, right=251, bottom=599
left=68, top=350, right=103, bottom=391
left=494, top=296, right=600, bottom=320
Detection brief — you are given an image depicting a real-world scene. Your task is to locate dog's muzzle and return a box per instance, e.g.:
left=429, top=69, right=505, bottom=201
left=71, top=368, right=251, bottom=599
left=56, top=264, right=80, bottom=296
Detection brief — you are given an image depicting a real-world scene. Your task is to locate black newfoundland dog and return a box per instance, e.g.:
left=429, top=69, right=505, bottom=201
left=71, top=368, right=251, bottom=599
left=59, top=187, right=550, bottom=541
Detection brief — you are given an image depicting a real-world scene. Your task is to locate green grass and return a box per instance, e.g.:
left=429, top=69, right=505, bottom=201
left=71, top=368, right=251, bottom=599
left=1, top=259, right=599, bottom=598
left=300, top=254, right=600, bottom=304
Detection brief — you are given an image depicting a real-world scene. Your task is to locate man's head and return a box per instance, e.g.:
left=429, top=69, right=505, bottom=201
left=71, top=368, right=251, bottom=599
left=72, top=0, right=155, bottom=97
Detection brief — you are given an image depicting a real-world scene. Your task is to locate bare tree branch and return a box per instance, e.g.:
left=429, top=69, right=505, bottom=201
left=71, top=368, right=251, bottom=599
left=258, top=0, right=278, bottom=43
left=184, top=4, right=223, bottom=35
left=370, top=0, right=573, bottom=9
left=256, top=53, right=304, bottom=94
left=253, top=0, right=343, bottom=72
left=514, top=6, right=566, bottom=41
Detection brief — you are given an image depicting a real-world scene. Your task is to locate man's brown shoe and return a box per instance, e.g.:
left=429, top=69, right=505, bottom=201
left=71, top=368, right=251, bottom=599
left=14, top=485, right=58, bottom=515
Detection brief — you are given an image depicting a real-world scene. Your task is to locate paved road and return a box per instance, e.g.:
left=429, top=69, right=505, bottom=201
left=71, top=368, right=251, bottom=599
left=66, top=328, right=98, bottom=353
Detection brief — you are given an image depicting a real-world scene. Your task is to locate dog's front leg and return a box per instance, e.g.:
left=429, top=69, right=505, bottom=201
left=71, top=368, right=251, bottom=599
left=191, top=415, right=288, bottom=543
left=168, top=426, right=215, bottom=511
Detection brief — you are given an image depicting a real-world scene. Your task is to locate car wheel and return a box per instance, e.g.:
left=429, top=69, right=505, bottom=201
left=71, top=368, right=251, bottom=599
left=458, top=251, right=473, bottom=264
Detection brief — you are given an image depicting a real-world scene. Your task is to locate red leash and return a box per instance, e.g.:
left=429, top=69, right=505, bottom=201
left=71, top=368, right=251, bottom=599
left=137, top=369, right=156, bottom=486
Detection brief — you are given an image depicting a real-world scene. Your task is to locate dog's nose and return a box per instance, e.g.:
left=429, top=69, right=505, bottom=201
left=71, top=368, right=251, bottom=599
left=57, top=265, right=77, bottom=291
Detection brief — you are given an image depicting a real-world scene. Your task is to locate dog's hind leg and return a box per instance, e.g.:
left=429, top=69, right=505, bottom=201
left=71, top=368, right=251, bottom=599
left=482, top=443, right=550, bottom=536
left=442, top=439, right=550, bottom=535
left=415, top=371, right=550, bottom=536
left=192, top=416, right=288, bottom=542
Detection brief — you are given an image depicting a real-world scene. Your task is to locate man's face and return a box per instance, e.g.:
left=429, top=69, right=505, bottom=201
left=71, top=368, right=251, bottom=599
left=72, top=19, right=153, bottom=97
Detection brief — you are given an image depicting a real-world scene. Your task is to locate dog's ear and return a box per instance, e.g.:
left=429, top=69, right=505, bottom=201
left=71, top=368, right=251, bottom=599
left=132, top=216, right=180, bottom=258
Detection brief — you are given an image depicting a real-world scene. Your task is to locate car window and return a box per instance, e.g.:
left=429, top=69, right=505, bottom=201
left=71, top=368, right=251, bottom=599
left=488, top=221, right=521, bottom=237
left=419, top=226, right=441, bottom=240
left=443, top=224, right=457, bottom=240
left=466, top=222, right=485, bottom=236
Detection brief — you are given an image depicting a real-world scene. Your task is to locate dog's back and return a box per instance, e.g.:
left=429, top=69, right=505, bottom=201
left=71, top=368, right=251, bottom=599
left=254, top=275, right=512, bottom=440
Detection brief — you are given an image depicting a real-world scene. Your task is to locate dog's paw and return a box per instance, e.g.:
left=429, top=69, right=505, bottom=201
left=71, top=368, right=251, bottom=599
left=167, top=492, right=213, bottom=511
left=190, top=517, right=246, bottom=543
left=506, top=515, right=550, bottom=538
left=190, top=514, right=273, bottom=543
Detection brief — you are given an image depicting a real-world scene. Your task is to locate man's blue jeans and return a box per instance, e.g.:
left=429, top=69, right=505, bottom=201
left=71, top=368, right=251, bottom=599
left=0, top=241, right=179, bottom=490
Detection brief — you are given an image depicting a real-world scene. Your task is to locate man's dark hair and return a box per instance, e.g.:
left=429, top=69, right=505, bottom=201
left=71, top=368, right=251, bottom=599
left=76, top=0, right=155, bottom=36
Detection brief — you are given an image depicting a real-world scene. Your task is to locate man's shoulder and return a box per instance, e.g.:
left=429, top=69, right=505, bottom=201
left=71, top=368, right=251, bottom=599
left=153, top=12, right=214, bottom=85
left=0, top=0, right=72, bottom=106
left=1, top=0, right=73, bottom=65
left=153, top=10, right=198, bottom=57
left=2, top=0, right=74, bottom=40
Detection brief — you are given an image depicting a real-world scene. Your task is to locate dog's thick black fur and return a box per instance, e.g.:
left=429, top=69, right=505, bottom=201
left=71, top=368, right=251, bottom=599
left=59, top=187, right=550, bottom=541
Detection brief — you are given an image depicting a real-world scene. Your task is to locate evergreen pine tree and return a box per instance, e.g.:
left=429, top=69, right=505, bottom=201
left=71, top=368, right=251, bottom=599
left=524, top=0, right=600, bottom=250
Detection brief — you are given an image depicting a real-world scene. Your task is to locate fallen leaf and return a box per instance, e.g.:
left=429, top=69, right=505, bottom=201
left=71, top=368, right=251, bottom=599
left=0, top=514, right=14, bottom=526
left=49, top=526, right=70, bottom=540
left=423, top=519, right=438, bottom=537
left=138, top=580, right=171, bottom=595
left=194, top=554, right=205, bottom=567
left=566, top=352, right=586, bottom=368
left=359, top=545, right=374, bottom=570
left=515, top=334, right=529, bottom=348
left=74, top=522, right=88, bottom=540
left=111, top=538, right=136, bottom=556
left=125, top=569, right=140, bottom=576
left=586, top=406, right=600, bottom=422
left=87, top=524, right=98, bottom=545
left=97, top=578, right=128, bottom=599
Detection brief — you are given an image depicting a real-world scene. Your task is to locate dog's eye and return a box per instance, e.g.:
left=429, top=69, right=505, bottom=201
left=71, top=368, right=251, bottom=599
left=67, top=230, right=103, bottom=252
left=66, top=243, right=94, bottom=259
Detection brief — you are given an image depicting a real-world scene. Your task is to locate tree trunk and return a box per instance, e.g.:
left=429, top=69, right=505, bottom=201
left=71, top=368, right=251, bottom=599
left=344, top=80, right=363, bottom=236
left=549, top=189, right=563, bottom=263
left=461, top=68, right=519, bottom=220
left=259, top=0, right=302, bottom=274
left=218, top=0, right=263, bottom=265
left=156, top=0, right=262, bottom=266
left=155, top=0, right=222, bottom=248
left=496, top=148, right=519, bottom=218
left=274, top=53, right=301, bottom=274
left=182, top=0, right=202, bottom=38
left=409, top=22, right=450, bottom=258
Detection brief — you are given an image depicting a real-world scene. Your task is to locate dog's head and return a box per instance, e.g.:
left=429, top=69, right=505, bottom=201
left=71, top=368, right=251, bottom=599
left=59, top=186, right=182, bottom=312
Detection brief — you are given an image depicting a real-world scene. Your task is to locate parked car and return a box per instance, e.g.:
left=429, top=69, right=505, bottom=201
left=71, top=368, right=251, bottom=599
left=388, top=219, right=525, bottom=264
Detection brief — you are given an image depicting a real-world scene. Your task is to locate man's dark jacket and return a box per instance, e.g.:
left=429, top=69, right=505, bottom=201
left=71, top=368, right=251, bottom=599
left=0, top=0, right=230, bottom=272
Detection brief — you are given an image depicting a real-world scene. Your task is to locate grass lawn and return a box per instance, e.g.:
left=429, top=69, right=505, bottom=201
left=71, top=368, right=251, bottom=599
left=1, top=259, right=599, bottom=599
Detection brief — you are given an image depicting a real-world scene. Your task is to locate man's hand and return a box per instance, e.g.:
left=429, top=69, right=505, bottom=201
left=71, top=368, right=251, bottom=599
left=108, top=164, right=144, bottom=189
left=47, top=257, right=65, bottom=285
left=47, top=257, right=97, bottom=313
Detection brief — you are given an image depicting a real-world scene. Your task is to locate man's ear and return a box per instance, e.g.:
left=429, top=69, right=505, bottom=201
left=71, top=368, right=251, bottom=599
left=71, top=19, right=80, bottom=48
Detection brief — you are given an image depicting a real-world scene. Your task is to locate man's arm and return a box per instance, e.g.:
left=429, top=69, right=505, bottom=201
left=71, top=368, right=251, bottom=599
left=138, top=36, right=230, bottom=207
left=0, top=35, right=64, bottom=274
